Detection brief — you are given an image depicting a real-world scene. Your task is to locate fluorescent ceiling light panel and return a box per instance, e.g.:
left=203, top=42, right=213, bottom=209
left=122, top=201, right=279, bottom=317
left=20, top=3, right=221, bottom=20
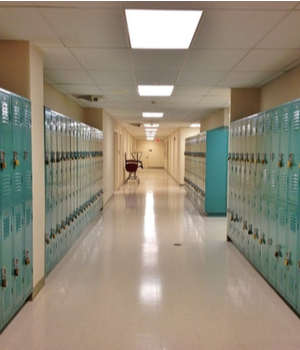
left=144, top=124, right=159, bottom=127
left=145, top=128, right=158, bottom=132
left=190, top=123, right=201, bottom=128
left=142, top=112, right=164, bottom=118
left=125, top=9, right=202, bottom=49
left=147, top=137, right=154, bottom=141
left=138, top=85, right=174, bottom=96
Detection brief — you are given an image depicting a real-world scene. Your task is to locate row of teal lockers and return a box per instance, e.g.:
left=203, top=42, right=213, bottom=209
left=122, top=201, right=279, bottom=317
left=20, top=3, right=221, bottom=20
left=184, top=127, right=228, bottom=216
left=44, top=108, right=103, bottom=275
left=227, top=97, right=300, bottom=315
left=0, top=88, right=33, bottom=332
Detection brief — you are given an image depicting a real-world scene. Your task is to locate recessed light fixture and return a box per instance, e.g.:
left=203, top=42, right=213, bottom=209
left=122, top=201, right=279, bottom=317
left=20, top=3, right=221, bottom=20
left=144, top=124, right=159, bottom=127
left=142, top=112, right=164, bottom=118
left=138, top=85, right=174, bottom=97
left=125, top=9, right=203, bottom=49
left=147, top=137, right=155, bottom=141
left=190, top=123, right=201, bottom=128
left=145, top=128, right=158, bottom=132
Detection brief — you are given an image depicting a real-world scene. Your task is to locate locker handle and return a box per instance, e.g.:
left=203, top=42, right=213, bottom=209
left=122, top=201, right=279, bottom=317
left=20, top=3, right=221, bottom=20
left=284, top=252, right=290, bottom=266
left=2, top=267, right=7, bottom=287
left=25, top=250, right=30, bottom=266
left=259, top=233, right=264, bottom=245
left=24, top=150, right=28, bottom=160
left=287, top=154, right=293, bottom=168
left=274, top=245, right=280, bottom=258
left=253, top=228, right=258, bottom=239
left=13, top=151, right=20, bottom=166
left=14, top=258, right=19, bottom=276
left=1, top=150, right=6, bottom=170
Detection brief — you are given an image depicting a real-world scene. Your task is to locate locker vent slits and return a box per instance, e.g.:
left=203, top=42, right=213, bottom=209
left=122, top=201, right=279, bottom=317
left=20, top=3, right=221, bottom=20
left=3, top=215, right=10, bottom=240
left=279, top=207, right=286, bottom=227
left=2, top=174, right=11, bottom=198
left=273, top=115, right=279, bottom=132
left=15, top=212, right=21, bottom=233
left=290, top=174, right=298, bottom=197
left=24, top=110, right=31, bottom=128
left=282, top=114, right=289, bottom=132
left=1, top=101, right=9, bottom=124
left=289, top=212, right=297, bottom=232
left=280, top=173, right=287, bottom=193
left=13, top=106, right=21, bottom=126
left=265, top=116, right=271, bottom=133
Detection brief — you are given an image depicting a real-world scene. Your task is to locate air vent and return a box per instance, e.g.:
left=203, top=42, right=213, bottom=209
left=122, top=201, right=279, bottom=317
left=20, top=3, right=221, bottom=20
left=129, top=123, right=141, bottom=127
left=75, top=95, right=102, bottom=102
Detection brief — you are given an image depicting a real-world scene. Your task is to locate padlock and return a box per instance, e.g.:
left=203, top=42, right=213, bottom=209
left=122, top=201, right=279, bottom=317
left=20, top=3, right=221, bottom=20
left=1, top=161, right=6, bottom=169
left=45, top=234, right=50, bottom=245
left=14, top=258, right=19, bottom=276
left=274, top=250, right=279, bottom=258
left=2, top=267, right=7, bottom=287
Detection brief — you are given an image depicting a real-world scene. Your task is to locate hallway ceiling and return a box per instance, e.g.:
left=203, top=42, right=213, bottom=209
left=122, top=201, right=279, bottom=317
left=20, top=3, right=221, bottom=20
left=0, top=1, right=300, bottom=139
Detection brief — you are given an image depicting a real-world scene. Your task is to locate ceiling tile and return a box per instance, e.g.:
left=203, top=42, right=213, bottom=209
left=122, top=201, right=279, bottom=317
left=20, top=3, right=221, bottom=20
left=178, top=71, right=227, bottom=86
left=233, top=49, right=300, bottom=72
left=131, top=50, right=188, bottom=70
left=71, top=48, right=132, bottom=70
left=42, top=48, right=82, bottom=69
left=56, top=84, right=103, bottom=95
left=257, top=11, right=300, bottom=49
left=39, top=8, right=129, bottom=48
left=135, top=70, right=180, bottom=85
left=44, top=70, right=95, bottom=84
left=90, top=70, right=136, bottom=86
left=217, top=71, right=276, bottom=87
left=192, top=10, right=287, bottom=49
left=207, top=1, right=298, bottom=10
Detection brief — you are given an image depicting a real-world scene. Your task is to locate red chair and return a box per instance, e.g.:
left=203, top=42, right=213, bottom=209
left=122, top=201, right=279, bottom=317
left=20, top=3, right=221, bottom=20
left=125, top=153, right=140, bottom=184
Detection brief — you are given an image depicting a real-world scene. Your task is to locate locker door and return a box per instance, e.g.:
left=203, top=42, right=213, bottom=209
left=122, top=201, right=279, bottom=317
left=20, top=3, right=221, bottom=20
left=245, top=117, right=252, bottom=188
left=51, top=188, right=58, bottom=266
left=240, top=119, right=246, bottom=186
left=44, top=108, right=52, bottom=190
left=288, top=100, right=300, bottom=205
left=276, top=200, right=288, bottom=296
left=11, top=94, right=23, bottom=203
left=250, top=115, right=257, bottom=189
left=13, top=203, right=24, bottom=309
left=23, top=200, right=33, bottom=299
left=56, top=186, right=63, bottom=259
left=254, top=192, right=262, bottom=269
left=56, top=115, right=62, bottom=187
left=0, top=89, right=12, bottom=208
left=22, top=98, right=32, bottom=200
left=268, top=197, right=278, bottom=287
left=278, top=103, right=290, bottom=201
left=236, top=120, right=242, bottom=185
left=262, top=110, right=271, bottom=194
left=270, top=108, right=280, bottom=197
left=1, top=207, right=13, bottom=325
left=261, top=195, right=269, bottom=278
left=45, top=189, right=52, bottom=275
left=243, top=189, right=251, bottom=256
left=51, top=111, right=58, bottom=190
left=248, top=190, right=256, bottom=263
left=286, top=204, right=298, bottom=308
left=237, top=186, right=245, bottom=249
left=255, top=113, right=264, bottom=190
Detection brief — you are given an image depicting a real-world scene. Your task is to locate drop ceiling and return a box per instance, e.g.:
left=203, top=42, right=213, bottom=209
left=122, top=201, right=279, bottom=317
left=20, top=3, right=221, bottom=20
left=0, top=1, right=300, bottom=139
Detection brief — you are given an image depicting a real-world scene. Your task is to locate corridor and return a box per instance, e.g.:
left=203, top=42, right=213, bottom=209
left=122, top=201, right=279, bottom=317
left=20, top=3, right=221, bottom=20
left=0, top=169, right=300, bottom=349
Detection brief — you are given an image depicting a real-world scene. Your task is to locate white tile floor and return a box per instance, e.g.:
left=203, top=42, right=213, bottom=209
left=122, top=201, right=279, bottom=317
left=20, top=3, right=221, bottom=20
left=1, top=169, right=300, bottom=349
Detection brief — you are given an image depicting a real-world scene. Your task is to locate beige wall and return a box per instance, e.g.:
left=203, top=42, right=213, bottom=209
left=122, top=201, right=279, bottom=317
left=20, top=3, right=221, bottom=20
left=230, top=88, right=260, bottom=122
left=201, top=108, right=230, bottom=132
left=137, top=139, right=164, bottom=168
left=84, top=108, right=103, bottom=130
left=44, top=83, right=84, bottom=122
left=0, top=41, right=30, bottom=98
left=260, top=65, right=300, bottom=111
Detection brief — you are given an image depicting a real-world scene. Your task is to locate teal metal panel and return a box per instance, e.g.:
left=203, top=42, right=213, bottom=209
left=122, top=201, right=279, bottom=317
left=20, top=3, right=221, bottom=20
left=250, top=115, right=257, bottom=189
left=286, top=204, right=298, bottom=308
left=243, top=189, right=251, bottom=256
left=1, top=207, right=13, bottom=325
left=56, top=185, right=63, bottom=259
left=11, top=94, right=23, bottom=203
left=56, top=114, right=62, bottom=187
left=23, top=200, right=33, bottom=299
left=270, top=107, right=280, bottom=197
left=22, top=98, right=32, bottom=201
left=51, top=111, right=58, bottom=190
left=0, top=89, right=12, bottom=208
left=44, top=107, right=52, bottom=189
left=268, top=196, right=278, bottom=287
left=45, top=189, right=52, bottom=275
left=245, top=116, right=252, bottom=188
left=260, top=194, right=269, bottom=278
left=13, top=203, right=24, bottom=310
left=262, top=110, right=272, bottom=194
left=253, top=192, right=262, bottom=269
left=255, top=113, right=264, bottom=190
left=276, top=200, right=288, bottom=296
left=288, top=100, right=300, bottom=205
left=51, top=188, right=58, bottom=266
left=278, top=103, right=291, bottom=200
left=240, top=119, right=247, bottom=186
left=205, top=127, right=228, bottom=215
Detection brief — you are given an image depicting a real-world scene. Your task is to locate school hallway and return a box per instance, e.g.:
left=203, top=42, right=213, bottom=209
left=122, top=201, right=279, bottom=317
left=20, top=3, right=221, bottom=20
left=0, top=169, right=299, bottom=350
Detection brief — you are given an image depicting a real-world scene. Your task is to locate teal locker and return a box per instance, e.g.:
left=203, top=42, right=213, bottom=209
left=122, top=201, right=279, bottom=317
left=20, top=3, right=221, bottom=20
left=249, top=190, right=256, bottom=263
left=11, top=94, right=23, bottom=203
left=250, top=115, right=257, bottom=189
left=288, top=100, right=300, bottom=205
left=238, top=186, right=245, bottom=250
left=45, top=189, right=52, bottom=274
left=253, top=192, right=262, bottom=269
left=240, top=119, right=246, bottom=185
left=268, top=197, right=278, bottom=287
left=23, top=200, right=33, bottom=299
left=270, top=107, right=280, bottom=197
left=276, top=200, right=288, bottom=296
left=56, top=115, right=62, bottom=187
left=44, top=108, right=52, bottom=189
left=255, top=113, right=264, bottom=190
left=245, top=116, right=252, bottom=188
left=13, top=203, right=24, bottom=310
left=51, top=188, right=58, bottom=266
left=286, top=204, right=298, bottom=308
left=262, top=110, right=272, bottom=194
left=1, top=207, right=13, bottom=325
left=205, top=127, right=228, bottom=216
left=56, top=186, right=63, bottom=259
left=243, top=189, right=251, bottom=256
left=278, top=103, right=290, bottom=200
left=22, top=98, right=32, bottom=200
left=236, top=121, right=242, bottom=185
left=260, top=194, right=269, bottom=278
left=51, top=111, right=58, bottom=190
left=0, top=89, right=12, bottom=208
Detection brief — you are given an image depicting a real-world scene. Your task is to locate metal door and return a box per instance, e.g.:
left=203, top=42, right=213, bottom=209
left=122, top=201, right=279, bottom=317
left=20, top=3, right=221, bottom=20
left=250, top=115, right=257, bottom=189
left=254, top=192, right=262, bottom=269
left=11, top=94, right=23, bottom=203
left=262, top=110, right=271, bottom=194
left=276, top=200, right=288, bottom=296
left=288, top=100, right=300, bottom=205
left=23, top=200, right=33, bottom=299
left=44, top=108, right=52, bottom=190
left=270, top=107, right=280, bottom=197
left=278, top=103, right=290, bottom=200
left=245, top=116, right=252, bottom=188
left=22, top=98, right=32, bottom=200
left=255, top=113, right=264, bottom=190
left=13, top=203, right=24, bottom=309
left=268, top=197, right=278, bottom=287
left=261, top=194, right=269, bottom=278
